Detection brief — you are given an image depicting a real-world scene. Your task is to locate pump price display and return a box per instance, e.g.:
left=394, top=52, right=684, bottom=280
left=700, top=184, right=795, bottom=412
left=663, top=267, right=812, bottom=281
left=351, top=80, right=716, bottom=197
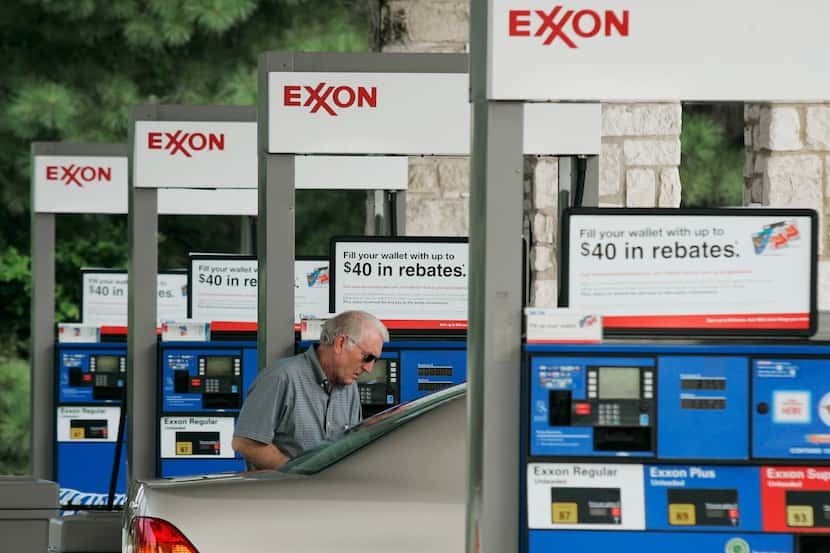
left=762, top=466, right=830, bottom=532
left=527, top=463, right=645, bottom=530
left=564, top=209, right=816, bottom=334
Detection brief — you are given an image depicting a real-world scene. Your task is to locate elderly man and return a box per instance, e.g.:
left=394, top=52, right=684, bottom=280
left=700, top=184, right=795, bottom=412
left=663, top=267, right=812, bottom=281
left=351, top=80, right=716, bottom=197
left=232, top=310, right=388, bottom=470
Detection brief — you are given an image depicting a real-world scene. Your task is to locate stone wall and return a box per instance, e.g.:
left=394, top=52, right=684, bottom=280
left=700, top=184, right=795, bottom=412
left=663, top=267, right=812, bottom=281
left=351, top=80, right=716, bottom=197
left=372, top=1, right=682, bottom=307
left=745, top=103, right=830, bottom=308
left=600, top=104, right=683, bottom=210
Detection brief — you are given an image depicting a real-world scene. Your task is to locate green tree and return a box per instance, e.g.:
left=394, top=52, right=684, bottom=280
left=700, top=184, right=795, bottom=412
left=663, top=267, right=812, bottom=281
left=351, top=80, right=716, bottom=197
left=680, top=111, right=745, bottom=208
left=0, top=358, right=30, bottom=474
left=0, top=0, right=369, bottom=473
left=0, top=0, right=369, bottom=357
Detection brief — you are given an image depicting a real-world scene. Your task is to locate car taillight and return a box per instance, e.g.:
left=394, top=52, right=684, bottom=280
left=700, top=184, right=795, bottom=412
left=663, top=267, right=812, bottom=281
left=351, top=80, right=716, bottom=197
left=131, top=516, right=199, bottom=553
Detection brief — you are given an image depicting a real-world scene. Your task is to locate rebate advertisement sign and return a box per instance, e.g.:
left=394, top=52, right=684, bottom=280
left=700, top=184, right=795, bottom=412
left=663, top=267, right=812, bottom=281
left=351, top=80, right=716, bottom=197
left=562, top=208, right=817, bottom=336
left=330, top=237, right=468, bottom=329
left=188, top=255, right=331, bottom=324
left=81, top=270, right=188, bottom=326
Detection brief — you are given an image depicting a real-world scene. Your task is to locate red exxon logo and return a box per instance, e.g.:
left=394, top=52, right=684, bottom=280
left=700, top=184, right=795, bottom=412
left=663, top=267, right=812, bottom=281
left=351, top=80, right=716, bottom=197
left=283, top=83, right=377, bottom=116
left=46, top=165, right=112, bottom=188
left=147, top=131, right=225, bottom=157
left=509, top=7, right=630, bottom=48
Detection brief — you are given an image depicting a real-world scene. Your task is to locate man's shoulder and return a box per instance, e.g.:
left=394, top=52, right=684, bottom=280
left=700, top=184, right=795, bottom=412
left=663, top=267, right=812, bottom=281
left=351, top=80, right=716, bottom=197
left=259, top=351, right=311, bottom=381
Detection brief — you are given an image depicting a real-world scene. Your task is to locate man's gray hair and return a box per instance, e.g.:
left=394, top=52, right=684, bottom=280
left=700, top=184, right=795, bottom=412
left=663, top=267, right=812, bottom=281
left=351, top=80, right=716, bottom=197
left=319, top=310, right=389, bottom=345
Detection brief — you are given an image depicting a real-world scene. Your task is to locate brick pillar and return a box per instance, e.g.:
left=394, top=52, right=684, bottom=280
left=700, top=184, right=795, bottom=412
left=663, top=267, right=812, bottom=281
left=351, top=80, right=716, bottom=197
left=600, top=104, right=683, bottom=208
left=746, top=102, right=829, bottom=308
left=372, top=0, right=471, bottom=236
left=525, top=157, right=559, bottom=307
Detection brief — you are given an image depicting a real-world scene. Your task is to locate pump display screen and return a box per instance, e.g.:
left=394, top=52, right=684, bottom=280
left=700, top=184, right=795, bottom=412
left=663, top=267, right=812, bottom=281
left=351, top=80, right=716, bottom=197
left=95, top=356, right=120, bottom=374
left=357, top=359, right=387, bottom=384
left=205, top=357, right=233, bottom=377
left=599, top=367, right=640, bottom=399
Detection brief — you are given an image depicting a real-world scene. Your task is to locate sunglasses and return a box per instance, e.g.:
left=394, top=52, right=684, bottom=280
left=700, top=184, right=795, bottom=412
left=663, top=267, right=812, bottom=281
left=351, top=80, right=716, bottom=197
left=346, top=336, right=379, bottom=363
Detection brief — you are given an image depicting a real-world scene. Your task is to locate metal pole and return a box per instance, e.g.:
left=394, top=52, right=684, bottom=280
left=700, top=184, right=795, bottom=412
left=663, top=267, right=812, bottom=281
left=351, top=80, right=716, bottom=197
left=127, top=186, right=158, bottom=482
left=257, top=154, right=296, bottom=369
left=30, top=211, right=55, bottom=479
left=466, top=100, right=524, bottom=553
left=394, top=190, right=407, bottom=236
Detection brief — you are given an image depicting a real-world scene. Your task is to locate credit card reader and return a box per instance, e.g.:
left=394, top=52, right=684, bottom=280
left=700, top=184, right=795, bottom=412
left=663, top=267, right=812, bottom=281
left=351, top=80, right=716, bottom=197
left=171, top=354, right=242, bottom=409
left=158, top=330, right=257, bottom=477
left=530, top=356, right=656, bottom=457
left=62, top=351, right=126, bottom=403
left=355, top=355, right=399, bottom=416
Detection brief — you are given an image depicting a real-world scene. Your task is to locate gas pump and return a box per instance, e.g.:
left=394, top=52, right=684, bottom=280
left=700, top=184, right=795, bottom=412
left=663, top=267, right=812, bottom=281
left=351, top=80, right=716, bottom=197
left=54, top=326, right=127, bottom=507
left=157, top=323, right=257, bottom=476
left=522, top=208, right=826, bottom=553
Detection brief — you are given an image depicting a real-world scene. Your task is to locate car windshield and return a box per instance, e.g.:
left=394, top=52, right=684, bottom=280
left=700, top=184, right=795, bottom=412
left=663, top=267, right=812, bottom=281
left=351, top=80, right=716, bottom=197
left=277, top=383, right=465, bottom=475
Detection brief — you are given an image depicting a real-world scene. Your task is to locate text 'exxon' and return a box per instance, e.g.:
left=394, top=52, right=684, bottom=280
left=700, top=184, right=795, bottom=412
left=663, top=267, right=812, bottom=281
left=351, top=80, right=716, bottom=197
left=509, top=7, right=630, bottom=48
left=283, top=84, right=378, bottom=116
left=147, top=131, right=226, bottom=157
left=46, top=165, right=112, bottom=188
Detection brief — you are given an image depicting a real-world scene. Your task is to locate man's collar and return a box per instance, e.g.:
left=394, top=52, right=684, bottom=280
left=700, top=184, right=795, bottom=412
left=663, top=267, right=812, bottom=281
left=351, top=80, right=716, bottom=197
left=305, top=346, right=330, bottom=391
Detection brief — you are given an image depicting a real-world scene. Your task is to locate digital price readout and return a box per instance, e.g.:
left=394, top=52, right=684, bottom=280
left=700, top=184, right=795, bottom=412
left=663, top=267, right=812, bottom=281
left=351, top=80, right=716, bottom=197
left=681, top=377, right=726, bottom=391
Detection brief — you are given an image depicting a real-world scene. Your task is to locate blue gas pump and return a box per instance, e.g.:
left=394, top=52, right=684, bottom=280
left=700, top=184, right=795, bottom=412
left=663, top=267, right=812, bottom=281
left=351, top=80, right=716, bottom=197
left=54, top=326, right=128, bottom=508
left=156, top=323, right=257, bottom=477
left=522, top=341, right=830, bottom=553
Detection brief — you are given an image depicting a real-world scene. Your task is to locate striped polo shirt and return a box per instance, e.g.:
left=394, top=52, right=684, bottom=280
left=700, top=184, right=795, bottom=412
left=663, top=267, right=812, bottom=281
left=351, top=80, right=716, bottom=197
left=234, top=346, right=362, bottom=462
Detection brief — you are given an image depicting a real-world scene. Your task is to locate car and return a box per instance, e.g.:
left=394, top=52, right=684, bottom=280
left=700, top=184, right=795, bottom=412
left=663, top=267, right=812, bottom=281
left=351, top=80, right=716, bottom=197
left=122, top=384, right=466, bottom=553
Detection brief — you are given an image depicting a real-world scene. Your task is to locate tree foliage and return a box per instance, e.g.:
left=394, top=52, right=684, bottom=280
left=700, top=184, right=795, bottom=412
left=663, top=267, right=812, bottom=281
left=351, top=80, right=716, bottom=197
left=680, top=110, right=745, bottom=209
left=0, top=0, right=369, bottom=358
left=0, top=0, right=368, bottom=473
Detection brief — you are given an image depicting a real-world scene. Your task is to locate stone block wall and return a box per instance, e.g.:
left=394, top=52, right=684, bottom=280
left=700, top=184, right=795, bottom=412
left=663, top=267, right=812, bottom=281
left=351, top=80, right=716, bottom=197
left=600, top=104, right=683, bottom=209
left=745, top=103, right=830, bottom=308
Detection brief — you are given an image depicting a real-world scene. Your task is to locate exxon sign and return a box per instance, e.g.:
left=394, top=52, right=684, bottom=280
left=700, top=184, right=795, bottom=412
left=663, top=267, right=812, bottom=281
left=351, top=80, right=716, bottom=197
left=283, top=83, right=378, bottom=116
left=147, top=131, right=226, bottom=157
left=508, top=6, right=630, bottom=47
left=45, top=164, right=113, bottom=188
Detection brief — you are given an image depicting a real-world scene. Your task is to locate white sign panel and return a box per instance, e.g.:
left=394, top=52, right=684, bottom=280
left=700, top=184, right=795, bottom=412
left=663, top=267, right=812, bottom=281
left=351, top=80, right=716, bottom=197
left=82, top=271, right=188, bottom=326
left=527, top=463, right=645, bottom=530
left=190, top=257, right=330, bottom=323
left=295, top=156, right=408, bottom=190
left=332, top=239, right=468, bottom=328
left=268, top=72, right=470, bottom=155
left=33, top=155, right=127, bottom=214
left=489, top=0, right=830, bottom=101
left=523, top=103, right=601, bottom=155
left=134, top=121, right=257, bottom=189
left=565, top=210, right=816, bottom=334
left=57, top=406, right=121, bottom=443
left=158, top=189, right=258, bottom=215
left=160, top=416, right=236, bottom=459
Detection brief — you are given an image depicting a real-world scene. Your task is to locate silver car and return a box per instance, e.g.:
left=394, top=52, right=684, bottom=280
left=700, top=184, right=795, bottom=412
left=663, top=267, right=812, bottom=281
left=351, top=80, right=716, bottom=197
left=122, top=384, right=466, bottom=553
